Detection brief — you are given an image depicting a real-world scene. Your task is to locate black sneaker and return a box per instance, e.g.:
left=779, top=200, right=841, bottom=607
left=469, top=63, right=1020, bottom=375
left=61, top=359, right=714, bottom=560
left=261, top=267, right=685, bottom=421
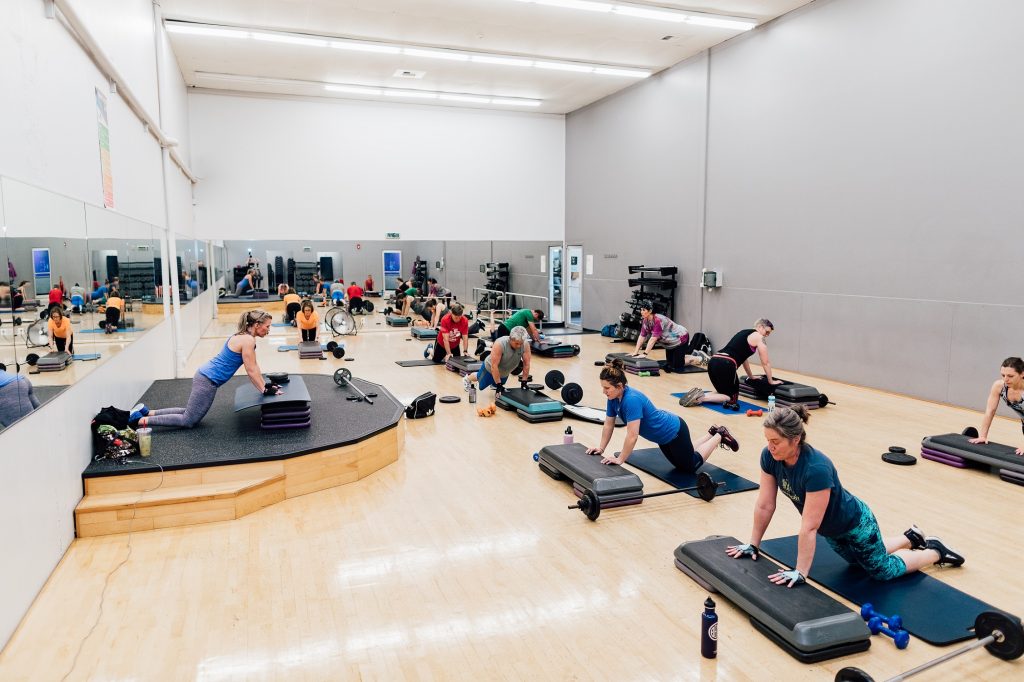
left=925, top=537, right=965, bottom=567
left=708, top=425, right=720, bottom=437
left=903, top=525, right=926, bottom=550
left=716, top=426, right=740, bottom=452
left=722, top=401, right=740, bottom=411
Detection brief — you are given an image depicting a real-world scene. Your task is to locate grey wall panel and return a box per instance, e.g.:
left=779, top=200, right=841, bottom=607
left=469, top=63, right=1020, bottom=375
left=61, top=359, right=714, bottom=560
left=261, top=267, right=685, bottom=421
left=493, top=240, right=550, bottom=309
left=947, top=303, right=1024, bottom=415
left=702, top=288, right=804, bottom=372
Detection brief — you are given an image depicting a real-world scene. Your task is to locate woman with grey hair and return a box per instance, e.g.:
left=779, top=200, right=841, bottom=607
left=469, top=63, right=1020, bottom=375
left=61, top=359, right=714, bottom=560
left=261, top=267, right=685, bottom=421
left=474, top=325, right=532, bottom=393
left=132, top=310, right=280, bottom=429
left=679, top=318, right=777, bottom=410
left=726, top=405, right=964, bottom=587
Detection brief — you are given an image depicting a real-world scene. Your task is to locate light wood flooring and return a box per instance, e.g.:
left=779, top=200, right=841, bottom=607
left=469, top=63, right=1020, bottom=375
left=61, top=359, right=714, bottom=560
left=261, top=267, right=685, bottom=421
left=1, top=312, right=1022, bottom=680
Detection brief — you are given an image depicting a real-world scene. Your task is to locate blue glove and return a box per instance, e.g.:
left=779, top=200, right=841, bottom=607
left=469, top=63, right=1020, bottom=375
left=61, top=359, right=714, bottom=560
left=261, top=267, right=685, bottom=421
left=770, top=569, right=805, bottom=587
left=731, top=543, right=759, bottom=560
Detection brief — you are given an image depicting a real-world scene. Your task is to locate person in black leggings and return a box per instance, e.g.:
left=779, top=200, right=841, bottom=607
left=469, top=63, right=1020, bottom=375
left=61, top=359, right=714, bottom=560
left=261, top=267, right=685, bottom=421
left=971, top=356, right=1024, bottom=455
left=679, top=319, right=779, bottom=410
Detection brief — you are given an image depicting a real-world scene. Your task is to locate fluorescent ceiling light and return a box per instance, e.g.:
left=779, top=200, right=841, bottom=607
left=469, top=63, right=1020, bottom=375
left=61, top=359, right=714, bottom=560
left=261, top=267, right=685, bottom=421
left=439, top=94, right=493, bottom=104
left=535, top=61, right=595, bottom=73
left=330, top=41, right=402, bottom=55
left=325, top=84, right=383, bottom=95
left=509, top=1, right=757, bottom=30
left=384, top=89, right=439, bottom=100
left=403, top=48, right=469, bottom=62
left=166, top=24, right=249, bottom=39
left=252, top=32, right=327, bottom=48
left=491, top=98, right=541, bottom=107
left=592, top=66, right=648, bottom=78
left=469, top=55, right=535, bottom=67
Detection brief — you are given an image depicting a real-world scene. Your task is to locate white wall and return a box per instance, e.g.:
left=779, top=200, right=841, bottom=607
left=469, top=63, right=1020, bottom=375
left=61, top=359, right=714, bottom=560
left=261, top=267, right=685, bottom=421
left=189, top=92, right=565, bottom=241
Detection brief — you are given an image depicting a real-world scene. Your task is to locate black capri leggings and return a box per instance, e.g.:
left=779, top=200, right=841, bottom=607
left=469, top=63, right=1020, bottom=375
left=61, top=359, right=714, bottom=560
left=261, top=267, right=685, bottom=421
left=55, top=336, right=74, bottom=355
left=301, top=328, right=316, bottom=342
left=708, top=355, right=739, bottom=402
left=658, top=416, right=703, bottom=473
left=105, top=307, right=121, bottom=327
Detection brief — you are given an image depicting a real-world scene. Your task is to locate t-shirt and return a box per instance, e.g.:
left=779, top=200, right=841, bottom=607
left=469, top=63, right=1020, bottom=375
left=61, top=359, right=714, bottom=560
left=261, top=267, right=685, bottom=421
left=48, top=288, right=63, bottom=304
left=438, top=312, right=469, bottom=350
left=504, top=308, right=534, bottom=330
left=346, top=284, right=363, bottom=299
left=404, top=287, right=418, bottom=297
left=640, top=314, right=688, bottom=348
left=106, top=296, right=125, bottom=312
left=283, top=293, right=301, bottom=307
left=605, top=385, right=680, bottom=444
left=364, top=278, right=374, bottom=291
left=484, top=335, right=525, bottom=376
left=330, top=282, right=345, bottom=294
left=48, top=317, right=72, bottom=339
left=296, top=310, right=319, bottom=330
left=759, top=444, right=861, bottom=537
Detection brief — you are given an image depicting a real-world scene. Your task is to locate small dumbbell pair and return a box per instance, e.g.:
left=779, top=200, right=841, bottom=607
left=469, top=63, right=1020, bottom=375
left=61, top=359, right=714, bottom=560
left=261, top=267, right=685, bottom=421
left=861, top=603, right=910, bottom=649
left=745, top=409, right=764, bottom=417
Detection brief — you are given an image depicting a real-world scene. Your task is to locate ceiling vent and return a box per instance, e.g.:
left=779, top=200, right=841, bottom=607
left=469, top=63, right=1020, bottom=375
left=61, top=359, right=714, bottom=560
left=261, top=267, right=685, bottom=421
left=393, top=69, right=425, bottom=79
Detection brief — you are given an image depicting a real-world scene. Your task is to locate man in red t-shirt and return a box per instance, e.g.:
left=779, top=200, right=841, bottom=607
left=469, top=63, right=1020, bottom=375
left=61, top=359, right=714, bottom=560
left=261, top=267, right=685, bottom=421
left=431, top=302, right=469, bottom=363
left=346, top=282, right=364, bottom=313
left=364, top=275, right=374, bottom=292
left=48, top=286, right=64, bottom=306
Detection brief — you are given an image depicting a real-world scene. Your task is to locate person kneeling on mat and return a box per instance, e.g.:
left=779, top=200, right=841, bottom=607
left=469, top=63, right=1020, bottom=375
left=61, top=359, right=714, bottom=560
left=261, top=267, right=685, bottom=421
left=48, top=307, right=75, bottom=355
left=586, top=358, right=738, bottom=470
left=632, top=302, right=709, bottom=372
left=282, top=287, right=302, bottom=325
left=470, top=325, right=532, bottom=394
left=296, top=300, right=319, bottom=343
left=495, top=308, right=544, bottom=343
left=726, top=405, right=965, bottom=586
left=970, top=356, right=1024, bottom=455
left=411, top=298, right=442, bottom=328
left=679, top=319, right=778, bottom=410
left=104, top=288, right=125, bottom=333
left=133, top=310, right=280, bottom=430
left=431, top=302, right=470, bottom=363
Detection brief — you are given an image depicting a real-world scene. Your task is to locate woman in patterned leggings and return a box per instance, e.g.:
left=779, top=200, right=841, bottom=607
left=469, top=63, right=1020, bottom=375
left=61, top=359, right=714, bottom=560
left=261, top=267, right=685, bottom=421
left=970, top=356, right=1024, bottom=455
left=725, top=405, right=965, bottom=586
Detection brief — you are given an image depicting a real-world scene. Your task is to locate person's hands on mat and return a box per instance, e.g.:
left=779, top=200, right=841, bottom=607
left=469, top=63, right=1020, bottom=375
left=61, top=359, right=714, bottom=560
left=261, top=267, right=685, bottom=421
left=585, top=446, right=603, bottom=456
left=600, top=453, right=624, bottom=465
left=768, top=569, right=805, bottom=587
left=494, top=383, right=506, bottom=395
left=968, top=436, right=988, bottom=445
left=263, top=382, right=282, bottom=396
left=769, top=378, right=783, bottom=385
left=726, top=543, right=759, bottom=560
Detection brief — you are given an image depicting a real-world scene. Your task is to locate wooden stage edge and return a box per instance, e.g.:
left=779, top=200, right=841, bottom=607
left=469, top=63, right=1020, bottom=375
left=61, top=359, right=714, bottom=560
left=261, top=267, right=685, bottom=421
left=217, top=300, right=285, bottom=315
left=74, top=421, right=405, bottom=538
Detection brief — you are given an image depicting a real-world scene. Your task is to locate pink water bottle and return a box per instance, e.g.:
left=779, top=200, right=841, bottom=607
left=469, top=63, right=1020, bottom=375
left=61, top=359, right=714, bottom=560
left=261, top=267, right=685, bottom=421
left=563, top=426, right=574, bottom=445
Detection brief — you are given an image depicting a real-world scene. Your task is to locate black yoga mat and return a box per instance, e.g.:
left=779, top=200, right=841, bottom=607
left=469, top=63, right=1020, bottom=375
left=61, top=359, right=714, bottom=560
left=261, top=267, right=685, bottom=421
left=759, top=535, right=997, bottom=645
left=623, top=448, right=759, bottom=499
left=395, top=359, right=438, bottom=367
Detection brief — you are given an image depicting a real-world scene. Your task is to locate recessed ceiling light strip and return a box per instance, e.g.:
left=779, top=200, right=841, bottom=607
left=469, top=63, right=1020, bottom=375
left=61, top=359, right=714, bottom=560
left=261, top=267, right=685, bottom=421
left=509, top=0, right=758, bottom=30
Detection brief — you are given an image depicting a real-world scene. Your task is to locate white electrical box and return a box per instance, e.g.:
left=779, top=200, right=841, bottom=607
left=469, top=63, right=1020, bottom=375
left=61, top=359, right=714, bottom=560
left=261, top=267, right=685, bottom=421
left=701, top=268, right=723, bottom=289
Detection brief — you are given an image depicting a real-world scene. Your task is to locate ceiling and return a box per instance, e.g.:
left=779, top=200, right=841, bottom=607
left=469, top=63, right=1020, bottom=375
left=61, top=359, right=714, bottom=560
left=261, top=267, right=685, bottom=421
left=163, top=0, right=815, bottom=115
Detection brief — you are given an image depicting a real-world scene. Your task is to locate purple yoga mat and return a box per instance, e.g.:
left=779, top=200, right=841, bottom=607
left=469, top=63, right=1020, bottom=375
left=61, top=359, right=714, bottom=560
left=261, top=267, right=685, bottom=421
left=921, top=450, right=968, bottom=468
left=260, top=419, right=311, bottom=430
left=920, top=446, right=968, bottom=463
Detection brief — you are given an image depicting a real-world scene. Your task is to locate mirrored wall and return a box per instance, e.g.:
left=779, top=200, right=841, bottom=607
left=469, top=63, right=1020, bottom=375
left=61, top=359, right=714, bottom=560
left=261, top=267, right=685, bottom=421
left=0, top=176, right=168, bottom=432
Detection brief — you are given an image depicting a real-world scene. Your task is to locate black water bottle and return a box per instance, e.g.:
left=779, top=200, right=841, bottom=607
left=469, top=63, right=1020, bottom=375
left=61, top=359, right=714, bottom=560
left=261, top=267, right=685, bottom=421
left=701, top=596, right=718, bottom=659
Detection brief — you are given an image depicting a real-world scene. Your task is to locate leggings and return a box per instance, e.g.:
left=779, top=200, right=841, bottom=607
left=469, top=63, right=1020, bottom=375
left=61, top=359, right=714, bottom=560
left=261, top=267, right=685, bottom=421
left=708, top=356, right=739, bottom=401
left=145, top=371, right=220, bottom=428
left=432, top=340, right=461, bottom=364
left=301, top=328, right=316, bottom=342
left=105, top=308, right=121, bottom=327
left=663, top=344, right=688, bottom=372
left=55, top=336, right=74, bottom=355
left=658, top=416, right=703, bottom=473
left=825, top=498, right=907, bottom=581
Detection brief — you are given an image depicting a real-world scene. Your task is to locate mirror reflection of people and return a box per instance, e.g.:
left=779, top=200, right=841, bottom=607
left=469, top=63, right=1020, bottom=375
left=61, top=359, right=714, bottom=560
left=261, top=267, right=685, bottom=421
left=48, top=307, right=74, bottom=355
left=282, top=287, right=302, bottom=324
left=296, top=300, right=319, bottom=343
left=104, top=289, right=125, bottom=334
left=346, top=280, right=364, bottom=313
left=364, top=274, right=374, bottom=292
left=0, top=368, right=39, bottom=427
left=235, top=269, right=254, bottom=296
left=12, top=282, right=28, bottom=310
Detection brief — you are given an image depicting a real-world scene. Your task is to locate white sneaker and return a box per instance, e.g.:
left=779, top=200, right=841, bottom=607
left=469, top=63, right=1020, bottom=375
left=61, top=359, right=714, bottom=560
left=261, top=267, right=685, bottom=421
left=693, top=349, right=710, bottom=366
left=462, top=375, right=473, bottom=393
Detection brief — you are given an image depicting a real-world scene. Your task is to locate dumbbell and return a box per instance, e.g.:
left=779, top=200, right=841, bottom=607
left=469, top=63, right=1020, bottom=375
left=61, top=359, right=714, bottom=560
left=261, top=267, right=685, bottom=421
left=325, top=341, right=345, bottom=359
left=746, top=409, right=763, bottom=417
left=861, top=603, right=904, bottom=632
left=867, top=616, right=910, bottom=650
left=544, top=370, right=584, bottom=405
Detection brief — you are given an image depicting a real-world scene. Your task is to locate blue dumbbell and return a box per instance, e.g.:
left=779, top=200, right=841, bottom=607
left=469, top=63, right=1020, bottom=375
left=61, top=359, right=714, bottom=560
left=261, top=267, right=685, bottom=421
left=861, top=603, right=904, bottom=631
left=867, top=616, right=911, bottom=650
left=533, top=452, right=539, bottom=462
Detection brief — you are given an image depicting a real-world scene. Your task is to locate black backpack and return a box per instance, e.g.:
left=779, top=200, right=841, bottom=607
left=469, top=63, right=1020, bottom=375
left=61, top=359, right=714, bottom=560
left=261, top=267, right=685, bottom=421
left=90, top=406, right=135, bottom=459
left=687, top=332, right=712, bottom=356
left=405, top=392, right=436, bottom=419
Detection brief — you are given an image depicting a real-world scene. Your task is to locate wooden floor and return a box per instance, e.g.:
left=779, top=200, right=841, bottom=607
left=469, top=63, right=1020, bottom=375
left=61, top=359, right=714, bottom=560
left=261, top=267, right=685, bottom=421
left=1, top=313, right=1022, bottom=680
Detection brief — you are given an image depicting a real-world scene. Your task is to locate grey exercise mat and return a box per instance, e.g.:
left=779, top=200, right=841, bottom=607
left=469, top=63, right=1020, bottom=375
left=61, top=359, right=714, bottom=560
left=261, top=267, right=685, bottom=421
left=234, top=375, right=312, bottom=411
left=395, top=359, right=438, bottom=367
left=624, top=448, right=759, bottom=498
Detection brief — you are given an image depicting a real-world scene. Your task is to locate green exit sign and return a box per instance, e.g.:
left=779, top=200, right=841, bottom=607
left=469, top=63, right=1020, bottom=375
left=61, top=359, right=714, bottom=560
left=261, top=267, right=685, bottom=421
left=385, top=232, right=400, bottom=240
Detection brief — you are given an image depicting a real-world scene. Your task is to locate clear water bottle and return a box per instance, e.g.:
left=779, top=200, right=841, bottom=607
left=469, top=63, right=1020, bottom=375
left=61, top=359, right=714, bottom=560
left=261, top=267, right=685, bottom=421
left=563, top=426, right=574, bottom=445
left=768, top=394, right=776, bottom=413
left=701, top=596, right=718, bottom=659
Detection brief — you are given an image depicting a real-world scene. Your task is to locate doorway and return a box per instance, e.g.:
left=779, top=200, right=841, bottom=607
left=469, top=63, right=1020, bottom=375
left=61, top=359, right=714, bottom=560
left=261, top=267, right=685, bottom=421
left=547, top=245, right=562, bottom=323
left=566, top=245, right=583, bottom=329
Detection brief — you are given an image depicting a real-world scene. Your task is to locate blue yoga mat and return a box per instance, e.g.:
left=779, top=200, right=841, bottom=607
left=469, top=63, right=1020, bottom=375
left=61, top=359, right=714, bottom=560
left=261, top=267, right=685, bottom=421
left=80, top=327, right=147, bottom=334
left=671, top=392, right=761, bottom=415
left=623, top=448, right=759, bottom=498
left=277, top=344, right=329, bottom=352
left=272, top=322, right=293, bottom=327
left=73, top=353, right=101, bottom=361
left=759, top=535, right=996, bottom=645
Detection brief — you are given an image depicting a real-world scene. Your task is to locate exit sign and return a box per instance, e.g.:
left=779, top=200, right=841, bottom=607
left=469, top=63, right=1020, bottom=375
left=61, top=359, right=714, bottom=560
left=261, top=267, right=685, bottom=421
left=385, top=232, right=400, bottom=240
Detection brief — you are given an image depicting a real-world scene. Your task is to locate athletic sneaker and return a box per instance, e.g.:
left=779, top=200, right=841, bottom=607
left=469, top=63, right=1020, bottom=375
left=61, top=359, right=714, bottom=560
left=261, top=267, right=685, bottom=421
left=716, top=425, right=740, bottom=452
left=924, top=537, right=965, bottom=567
left=678, top=387, right=704, bottom=407
left=903, top=525, right=926, bottom=550
left=462, top=375, right=474, bottom=393
left=693, top=349, right=710, bottom=367
left=130, top=403, right=149, bottom=422
left=722, top=401, right=740, bottom=411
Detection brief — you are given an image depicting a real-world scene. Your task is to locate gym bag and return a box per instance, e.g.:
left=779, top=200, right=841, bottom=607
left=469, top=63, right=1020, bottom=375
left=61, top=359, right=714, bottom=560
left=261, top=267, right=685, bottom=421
left=405, top=392, right=437, bottom=419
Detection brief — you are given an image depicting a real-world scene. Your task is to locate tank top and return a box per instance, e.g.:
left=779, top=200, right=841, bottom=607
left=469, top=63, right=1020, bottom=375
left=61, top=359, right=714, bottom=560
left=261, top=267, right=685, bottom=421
left=198, top=337, right=245, bottom=386
left=718, top=329, right=757, bottom=364
left=1001, top=385, right=1024, bottom=421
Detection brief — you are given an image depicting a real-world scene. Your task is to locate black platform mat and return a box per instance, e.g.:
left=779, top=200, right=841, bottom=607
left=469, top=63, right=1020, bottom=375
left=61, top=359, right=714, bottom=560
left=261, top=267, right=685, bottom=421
left=538, top=329, right=599, bottom=337
left=624, top=448, right=759, bottom=499
left=218, top=294, right=284, bottom=303
left=395, top=359, right=438, bottom=367
left=82, top=374, right=403, bottom=477
left=759, top=535, right=995, bottom=645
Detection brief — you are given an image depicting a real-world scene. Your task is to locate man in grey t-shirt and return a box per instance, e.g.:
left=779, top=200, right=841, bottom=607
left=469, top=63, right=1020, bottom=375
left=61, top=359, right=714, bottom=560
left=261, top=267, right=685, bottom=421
left=476, top=326, right=531, bottom=391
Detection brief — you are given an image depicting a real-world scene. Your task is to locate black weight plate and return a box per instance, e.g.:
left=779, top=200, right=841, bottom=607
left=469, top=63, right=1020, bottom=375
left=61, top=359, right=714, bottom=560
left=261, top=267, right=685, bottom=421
left=818, top=393, right=831, bottom=408
left=439, top=395, right=461, bottom=404
left=344, top=357, right=355, bottom=361
left=25, top=353, right=39, bottom=366
left=881, top=452, right=916, bottom=465
left=834, top=668, right=874, bottom=682
left=526, top=383, right=544, bottom=392
left=594, top=360, right=605, bottom=366
left=326, top=341, right=339, bottom=351
left=362, top=300, right=374, bottom=313
left=975, top=610, right=1024, bottom=660
left=333, top=367, right=352, bottom=387
left=561, top=383, right=583, bottom=406
left=0, top=362, right=5, bottom=372
left=962, top=426, right=980, bottom=438
left=545, top=369, right=565, bottom=391
left=332, top=347, right=345, bottom=359
left=365, top=392, right=377, bottom=397
left=887, top=446, right=907, bottom=454
left=696, top=471, right=718, bottom=502
left=266, top=372, right=290, bottom=384
left=580, top=489, right=601, bottom=522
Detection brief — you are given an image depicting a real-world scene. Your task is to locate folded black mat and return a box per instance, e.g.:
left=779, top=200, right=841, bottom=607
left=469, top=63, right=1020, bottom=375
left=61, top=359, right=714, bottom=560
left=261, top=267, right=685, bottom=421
left=759, top=535, right=996, bottom=645
left=395, top=359, right=438, bottom=367
left=539, top=329, right=599, bottom=337
left=623, top=448, right=759, bottom=499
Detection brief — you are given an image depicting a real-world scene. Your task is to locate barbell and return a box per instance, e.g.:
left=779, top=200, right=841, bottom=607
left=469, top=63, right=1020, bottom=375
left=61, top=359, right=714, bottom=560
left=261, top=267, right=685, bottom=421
left=569, top=471, right=724, bottom=521
left=834, top=609, right=1023, bottom=681
left=333, top=367, right=373, bottom=404
left=544, top=369, right=584, bottom=406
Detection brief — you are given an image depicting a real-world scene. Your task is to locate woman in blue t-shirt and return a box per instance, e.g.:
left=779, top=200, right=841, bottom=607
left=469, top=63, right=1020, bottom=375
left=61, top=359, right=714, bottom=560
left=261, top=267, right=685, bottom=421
left=726, top=405, right=965, bottom=586
left=586, top=359, right=739, bottom=472
left=132, top=310, right=280, bottom=429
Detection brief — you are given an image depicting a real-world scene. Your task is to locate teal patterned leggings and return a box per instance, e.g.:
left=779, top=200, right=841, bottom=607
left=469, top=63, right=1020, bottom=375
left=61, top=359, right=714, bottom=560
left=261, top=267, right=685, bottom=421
left=824, top=498, right=907, bottom=581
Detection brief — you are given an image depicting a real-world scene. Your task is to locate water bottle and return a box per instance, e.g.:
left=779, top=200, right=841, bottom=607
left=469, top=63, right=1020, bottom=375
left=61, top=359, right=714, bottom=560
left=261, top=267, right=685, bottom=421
left=563, top=426, right=574, bottom=445
left=768, top=394, right=776, bottom=414
left=701, top=596, right=718, bottom=659
left=468, top=384, right=477, bottom=404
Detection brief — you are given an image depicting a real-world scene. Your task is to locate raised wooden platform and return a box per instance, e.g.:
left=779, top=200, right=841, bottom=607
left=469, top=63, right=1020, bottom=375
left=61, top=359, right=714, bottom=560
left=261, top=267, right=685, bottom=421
left=75, top=420, right=404, bottom=537
left=217, top=299, right=285, bottom=315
